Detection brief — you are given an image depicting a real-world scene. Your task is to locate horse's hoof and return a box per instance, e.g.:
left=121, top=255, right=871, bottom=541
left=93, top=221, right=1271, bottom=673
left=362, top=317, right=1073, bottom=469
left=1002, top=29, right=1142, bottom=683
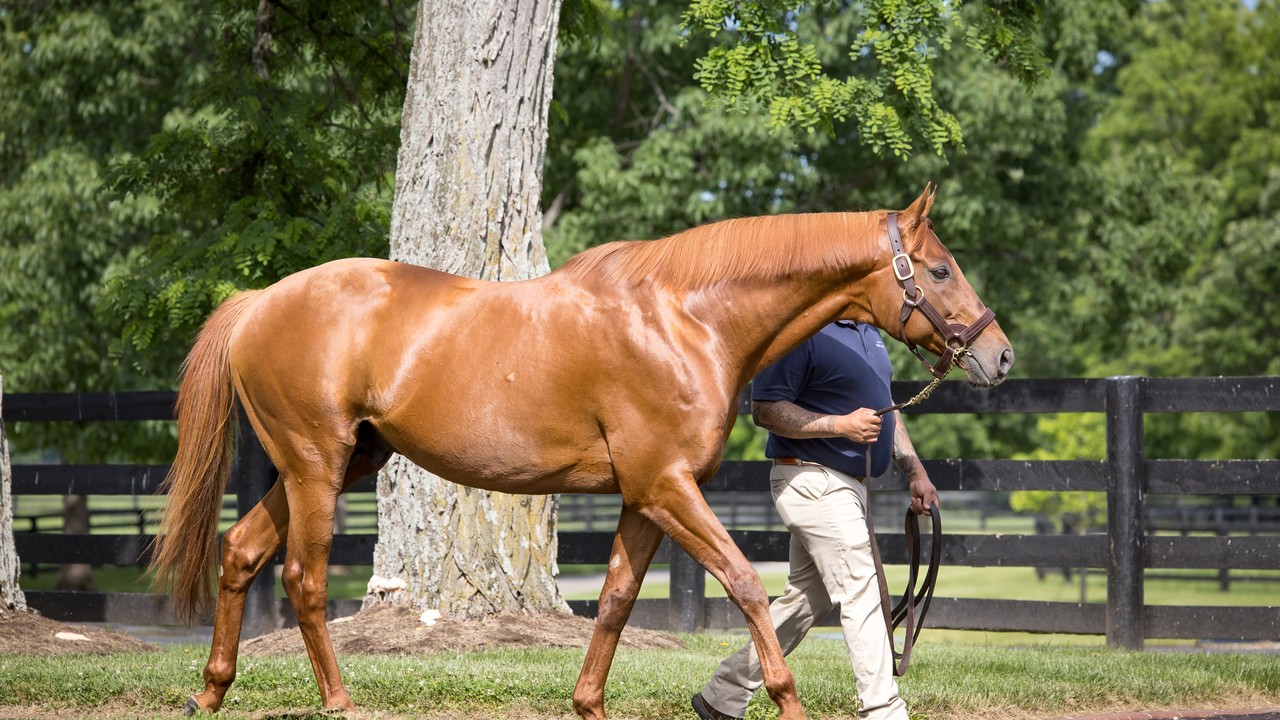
left=183, top=696, right=199, bottom=716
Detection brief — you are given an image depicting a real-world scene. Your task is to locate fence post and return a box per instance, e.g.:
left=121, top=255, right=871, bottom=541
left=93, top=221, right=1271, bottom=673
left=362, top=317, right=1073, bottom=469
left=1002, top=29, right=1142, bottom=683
left=668, top=544, right=705, bottom=633
left=1105, top=376, right=1146, bottom=649
left=234, top=414, right=279, bottom=637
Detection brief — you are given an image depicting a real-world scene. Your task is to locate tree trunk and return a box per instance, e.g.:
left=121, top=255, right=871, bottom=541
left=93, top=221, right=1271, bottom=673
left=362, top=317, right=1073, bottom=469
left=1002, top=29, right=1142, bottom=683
left=1, top=371, right=28, bottom=613
left=367, top=0, right=565, bottom=618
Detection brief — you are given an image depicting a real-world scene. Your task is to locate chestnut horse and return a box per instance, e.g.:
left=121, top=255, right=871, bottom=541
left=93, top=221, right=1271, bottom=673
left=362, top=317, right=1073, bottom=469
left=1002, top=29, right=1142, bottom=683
left=150, top=185, right=1013, bottom=719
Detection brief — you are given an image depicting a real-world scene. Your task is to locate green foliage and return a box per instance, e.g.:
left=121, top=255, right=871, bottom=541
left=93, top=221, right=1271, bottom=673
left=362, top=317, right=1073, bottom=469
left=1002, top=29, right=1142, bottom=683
left=0, top=1, right=208, bottom=460
left=104, top=1, right=410, bottom=359
left=1178, top=177, right=1280, bottom=378
left=1075, top=0, right=1280, bottom=460
left=0, top=2, right=200, bottom=390
left=1063, top=147, right=1222, bottom=376
left=1, top=1, right=412, bottom=459
left=1089, top=0, right=1280, bottom=219
left=681, top=0, right=1049, bottom=156
left=558, top=0, right=609, bottom=45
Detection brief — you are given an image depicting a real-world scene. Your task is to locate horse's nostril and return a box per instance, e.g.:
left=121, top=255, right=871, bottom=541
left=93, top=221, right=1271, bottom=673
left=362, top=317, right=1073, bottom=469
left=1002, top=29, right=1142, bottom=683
left=998, top=347, right=1015, bottom=375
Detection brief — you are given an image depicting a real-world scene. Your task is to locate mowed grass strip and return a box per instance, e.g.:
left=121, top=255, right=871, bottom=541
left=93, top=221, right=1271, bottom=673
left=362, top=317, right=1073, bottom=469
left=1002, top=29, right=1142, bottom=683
left=0, top=634, right=1276, bottom=719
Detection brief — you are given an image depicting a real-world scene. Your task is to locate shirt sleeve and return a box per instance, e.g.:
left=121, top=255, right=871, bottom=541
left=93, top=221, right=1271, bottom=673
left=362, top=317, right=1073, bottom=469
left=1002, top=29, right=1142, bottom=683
left=751, top=339, right=813, bottom=404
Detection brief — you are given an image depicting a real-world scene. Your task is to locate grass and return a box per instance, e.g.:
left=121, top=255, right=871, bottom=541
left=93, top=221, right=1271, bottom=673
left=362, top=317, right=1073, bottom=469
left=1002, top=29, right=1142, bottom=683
left=0, top=634, right=1276, bottom=719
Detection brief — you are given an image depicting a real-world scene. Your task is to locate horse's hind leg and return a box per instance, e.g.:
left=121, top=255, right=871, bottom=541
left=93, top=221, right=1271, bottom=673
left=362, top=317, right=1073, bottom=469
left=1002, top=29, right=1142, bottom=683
left=188, top=481, right=289, bottom=715
left=572, top=505, right=665, bottom=720
left=279, top=473, right=353, bottom=711
left=188, top=430, right=386, bottom=715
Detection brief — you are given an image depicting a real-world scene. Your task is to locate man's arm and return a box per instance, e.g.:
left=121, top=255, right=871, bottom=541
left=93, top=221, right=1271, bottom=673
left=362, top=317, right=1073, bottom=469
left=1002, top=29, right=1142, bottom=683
left=892, top=410, right=939, bottom=515
left=752, top=400, right=882, bottom=443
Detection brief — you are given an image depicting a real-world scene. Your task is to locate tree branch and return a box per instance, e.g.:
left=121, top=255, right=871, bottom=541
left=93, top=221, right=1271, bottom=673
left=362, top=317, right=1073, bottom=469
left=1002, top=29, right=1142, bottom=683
left=252, top=0, right=276, bottom=81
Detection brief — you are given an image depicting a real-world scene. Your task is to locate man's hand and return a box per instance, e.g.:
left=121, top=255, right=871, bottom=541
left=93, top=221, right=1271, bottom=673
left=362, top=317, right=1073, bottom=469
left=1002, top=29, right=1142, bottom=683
left=909, top=477, right=940, bottom=516
left=834, top=407, right=882, bottom=443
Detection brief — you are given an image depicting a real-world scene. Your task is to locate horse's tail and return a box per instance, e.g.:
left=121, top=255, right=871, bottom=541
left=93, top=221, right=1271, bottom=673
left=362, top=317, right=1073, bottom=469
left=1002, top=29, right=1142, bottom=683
left=149, top=290, right=262, bottom=624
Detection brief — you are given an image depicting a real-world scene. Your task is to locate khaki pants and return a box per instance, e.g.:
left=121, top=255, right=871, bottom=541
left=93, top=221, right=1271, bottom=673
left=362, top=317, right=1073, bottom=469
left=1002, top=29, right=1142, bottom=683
left=699, top=462, right=908, bottom=720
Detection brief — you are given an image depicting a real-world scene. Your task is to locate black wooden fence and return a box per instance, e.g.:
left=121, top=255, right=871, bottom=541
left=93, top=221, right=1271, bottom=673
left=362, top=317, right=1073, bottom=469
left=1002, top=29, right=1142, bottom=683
left=5, top=376, right=1279, bottom=648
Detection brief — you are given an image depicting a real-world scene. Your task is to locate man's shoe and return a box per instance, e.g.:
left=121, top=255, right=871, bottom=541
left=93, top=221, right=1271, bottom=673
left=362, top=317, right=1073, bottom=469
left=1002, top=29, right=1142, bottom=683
left=690, top=692, right=743, bottom=720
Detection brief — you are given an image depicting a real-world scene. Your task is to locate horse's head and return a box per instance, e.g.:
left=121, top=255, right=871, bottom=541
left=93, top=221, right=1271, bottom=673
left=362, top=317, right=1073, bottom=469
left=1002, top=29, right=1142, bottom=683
left=859, top=184, right=1014, bottom=387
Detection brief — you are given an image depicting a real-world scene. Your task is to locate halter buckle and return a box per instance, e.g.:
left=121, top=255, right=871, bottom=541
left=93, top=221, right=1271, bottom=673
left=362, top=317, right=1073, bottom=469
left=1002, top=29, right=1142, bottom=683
left=892, top=252, right=915, bottom=282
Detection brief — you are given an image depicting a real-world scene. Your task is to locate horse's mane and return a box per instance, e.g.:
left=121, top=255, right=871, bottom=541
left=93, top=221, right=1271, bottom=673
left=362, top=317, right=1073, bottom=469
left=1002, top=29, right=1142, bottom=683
left=556, top=211, right=885, bottom=288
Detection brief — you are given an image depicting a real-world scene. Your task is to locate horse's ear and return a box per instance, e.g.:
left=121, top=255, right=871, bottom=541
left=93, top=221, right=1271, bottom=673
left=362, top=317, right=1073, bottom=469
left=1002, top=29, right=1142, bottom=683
left=901, top=183, right=936, bottom=229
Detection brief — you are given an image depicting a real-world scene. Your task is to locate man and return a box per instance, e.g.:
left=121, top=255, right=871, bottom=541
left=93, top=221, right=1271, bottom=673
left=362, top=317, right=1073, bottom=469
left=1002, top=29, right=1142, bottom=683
left=691, top=320, right=939, bottom=720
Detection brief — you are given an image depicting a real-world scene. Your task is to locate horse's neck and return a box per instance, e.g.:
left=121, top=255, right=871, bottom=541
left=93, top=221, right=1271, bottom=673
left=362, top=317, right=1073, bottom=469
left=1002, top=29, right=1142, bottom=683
left=685, top=213, right=886, bottom=384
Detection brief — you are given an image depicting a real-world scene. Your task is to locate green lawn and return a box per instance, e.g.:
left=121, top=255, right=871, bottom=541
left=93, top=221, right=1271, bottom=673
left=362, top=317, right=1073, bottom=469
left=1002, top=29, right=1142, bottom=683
left=0, top=633, right=1276, bottom=719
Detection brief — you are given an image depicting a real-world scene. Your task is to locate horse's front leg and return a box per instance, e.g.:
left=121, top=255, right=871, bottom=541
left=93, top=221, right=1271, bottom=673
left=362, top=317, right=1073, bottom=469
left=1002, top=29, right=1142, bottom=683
left=572, top=505, right=665, bottom=720
left=638, top=473, right=807, bottom=720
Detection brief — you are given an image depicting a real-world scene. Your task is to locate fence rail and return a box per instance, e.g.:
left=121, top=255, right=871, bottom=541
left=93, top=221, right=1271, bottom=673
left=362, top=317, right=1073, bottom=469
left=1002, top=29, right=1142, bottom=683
left=5, top=376, right=1280, bottom=646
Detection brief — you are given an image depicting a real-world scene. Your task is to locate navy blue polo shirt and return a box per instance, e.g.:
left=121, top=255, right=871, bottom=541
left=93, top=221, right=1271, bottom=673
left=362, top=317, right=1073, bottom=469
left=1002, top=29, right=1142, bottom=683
left=752, top=322, right=896, bottom=478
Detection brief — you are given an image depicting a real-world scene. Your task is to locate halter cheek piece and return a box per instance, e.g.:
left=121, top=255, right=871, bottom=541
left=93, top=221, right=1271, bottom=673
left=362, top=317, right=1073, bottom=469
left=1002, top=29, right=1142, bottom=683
left=886, top=212, right=996, bottom=379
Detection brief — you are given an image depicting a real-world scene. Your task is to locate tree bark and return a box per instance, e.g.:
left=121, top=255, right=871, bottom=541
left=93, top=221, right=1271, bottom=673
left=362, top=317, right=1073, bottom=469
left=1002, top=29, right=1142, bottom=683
left=1, top=371, right=28, bottom=614
left=368, top=0, right=565, bottom=618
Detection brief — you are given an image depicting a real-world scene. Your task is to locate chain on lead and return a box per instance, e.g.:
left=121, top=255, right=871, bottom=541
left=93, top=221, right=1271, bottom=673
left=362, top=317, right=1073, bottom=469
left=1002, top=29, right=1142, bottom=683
left=894, top=347, right=969, bottom=412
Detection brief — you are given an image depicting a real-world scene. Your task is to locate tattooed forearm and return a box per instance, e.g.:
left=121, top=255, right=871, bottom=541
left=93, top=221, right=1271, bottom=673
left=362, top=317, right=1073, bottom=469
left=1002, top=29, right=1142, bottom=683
left=891, top=410, right=926, bottom=480
left=753, top=400, right=840, bottom=439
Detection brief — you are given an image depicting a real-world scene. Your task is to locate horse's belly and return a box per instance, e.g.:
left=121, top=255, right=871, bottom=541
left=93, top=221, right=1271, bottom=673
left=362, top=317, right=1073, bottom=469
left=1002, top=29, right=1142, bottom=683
left=373, top=418, right=619, bottom=496
left=400, top=452, right=620, bottom=495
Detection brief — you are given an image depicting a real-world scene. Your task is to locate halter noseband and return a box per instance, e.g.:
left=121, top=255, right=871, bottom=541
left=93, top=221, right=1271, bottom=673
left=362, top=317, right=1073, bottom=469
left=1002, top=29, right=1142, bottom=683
left=886, top=212, right=996, bottom=379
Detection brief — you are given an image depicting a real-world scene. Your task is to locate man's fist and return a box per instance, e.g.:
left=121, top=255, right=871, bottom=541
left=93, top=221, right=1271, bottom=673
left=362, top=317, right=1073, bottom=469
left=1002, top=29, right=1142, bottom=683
left=836, top=407, right=881, bottom=443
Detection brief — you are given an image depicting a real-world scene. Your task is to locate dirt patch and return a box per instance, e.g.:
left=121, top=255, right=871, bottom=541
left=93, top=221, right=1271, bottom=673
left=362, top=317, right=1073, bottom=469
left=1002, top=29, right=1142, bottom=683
left=0, top=607, right=156, bottom=656
left=241, top=603, right=684, bottom=657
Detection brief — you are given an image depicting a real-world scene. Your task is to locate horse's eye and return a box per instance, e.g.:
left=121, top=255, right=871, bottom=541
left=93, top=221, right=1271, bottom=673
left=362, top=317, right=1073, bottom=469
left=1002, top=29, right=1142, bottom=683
left=930, top=266, right=951, bottom=281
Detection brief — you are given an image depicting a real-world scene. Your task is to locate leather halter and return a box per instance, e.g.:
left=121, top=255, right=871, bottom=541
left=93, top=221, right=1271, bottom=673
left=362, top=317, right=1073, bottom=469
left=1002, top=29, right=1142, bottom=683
left=886, top=212, right=996, bottom=379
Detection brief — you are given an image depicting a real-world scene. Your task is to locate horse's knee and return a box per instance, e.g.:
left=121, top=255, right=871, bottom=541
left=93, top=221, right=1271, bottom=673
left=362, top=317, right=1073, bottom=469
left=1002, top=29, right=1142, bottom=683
left=282, top=563, right=328, bottom=622
left=596, top=583, right=640, bottom=632
left=722, top=565, right=769, bottom=612
left=297, top=576, right=329, bottom=615
left=280, top=559, right=304, bottom=601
